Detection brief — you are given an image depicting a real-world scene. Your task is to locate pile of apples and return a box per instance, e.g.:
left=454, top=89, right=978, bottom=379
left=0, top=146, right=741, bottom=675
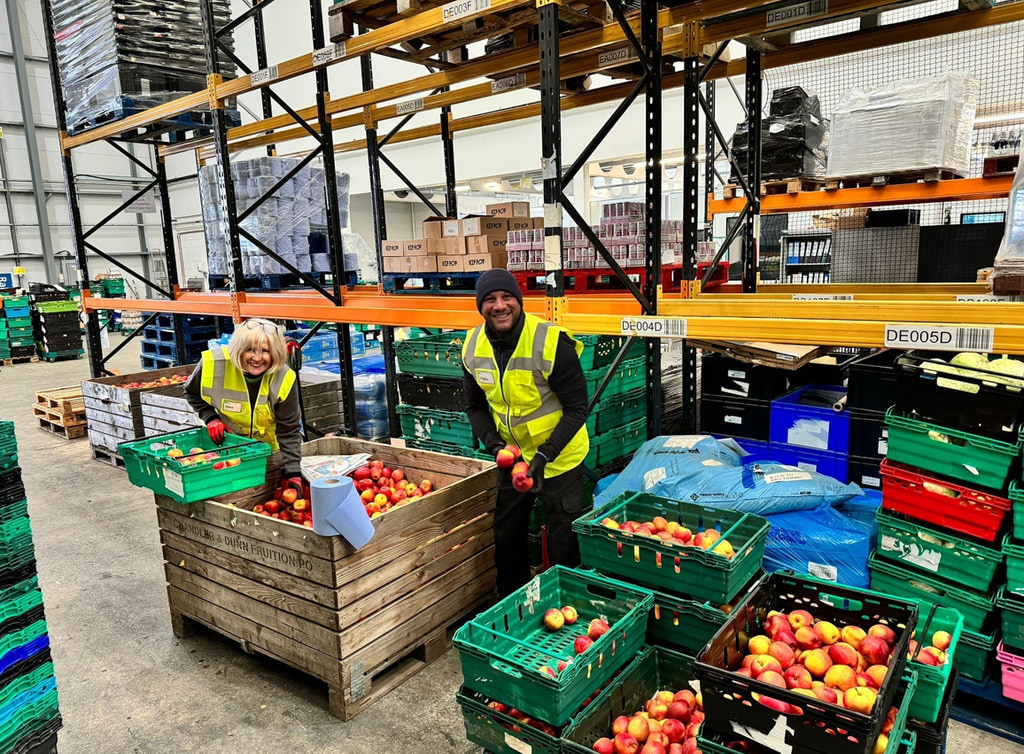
left=590, top=685, right=704, bottom=754
left=253, top=479, right=313, bottom=527
left=350, top=459, right=434, bottom=518
left=600, top=515, right=736, bottom=560
left=495, top=445, right=536, bottom=494
left=484, top=701, right=559, bottom=737
left=907, top=631, right=951, bottom=668
left=536, top=605, right=612, bottom=677
left=166, top=446, right=240, bottom=471
left=119, top=374, right=187, bottom=389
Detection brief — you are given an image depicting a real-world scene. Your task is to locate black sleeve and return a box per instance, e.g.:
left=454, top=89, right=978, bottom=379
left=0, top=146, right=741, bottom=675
left=184, top=360, right=220, bottom=424
left=274, top=372, right=303, bottom=477
left=538, top=333, right=591, bottom=462
left=464, top=366, right=504, bottom=452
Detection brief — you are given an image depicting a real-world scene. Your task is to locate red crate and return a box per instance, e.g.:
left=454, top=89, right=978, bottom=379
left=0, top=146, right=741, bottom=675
left=880, top=459, right=1011, bottom=543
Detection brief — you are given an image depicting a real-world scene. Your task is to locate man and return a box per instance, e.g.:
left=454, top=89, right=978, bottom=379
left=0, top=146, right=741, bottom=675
left=462, top=268, right=590, bottom=596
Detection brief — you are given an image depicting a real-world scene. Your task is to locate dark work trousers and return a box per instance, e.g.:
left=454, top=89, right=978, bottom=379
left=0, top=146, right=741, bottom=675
left=494, top=463, right=585, bottom=597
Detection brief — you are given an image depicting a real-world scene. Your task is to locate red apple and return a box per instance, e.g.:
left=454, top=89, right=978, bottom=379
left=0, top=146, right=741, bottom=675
left=588, top=618, right=611, bottom=640
left=574, top=635, right=594, bottom=655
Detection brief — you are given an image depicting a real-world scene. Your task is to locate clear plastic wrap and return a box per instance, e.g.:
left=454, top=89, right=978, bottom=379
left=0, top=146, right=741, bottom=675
left=763, top=504, right=873, bottom=588
left=52, top=0, right=235, bottom=130
left=198, top=157, right=353, bottom=279
left=994, top=159, right=1024, bottom=270
left=827, top=72, right=979, bottom=179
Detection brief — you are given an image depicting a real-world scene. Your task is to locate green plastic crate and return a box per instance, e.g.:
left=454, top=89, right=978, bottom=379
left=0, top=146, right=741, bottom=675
left=0, top=518, right=33, bottom=563
left=954, top=626, right=998, bottom=682
left=0, top=576, right=42, bottom=627
left=0, top=296, right=28, bottom=307
left=869, top=553, right=995, bottom=632
left=396, top=404, right=475, bottom=448
left=584, top=417, right=646, bottom=468
left=395, top=331, right=467, bottom=378
left=119, top=428, right=271, bottom=504
left=32, top=300, right=77, bottom=313
left=885, top=409, right=1023, bottom=491
left=0, top=500, right=28, bottom=525
left=997, top=585, right=1024, bottom=654
left=904, top=604, right=963, bottom=723
left=458, top=685, right=563, bottom=754
left=586, top=388, right=647, bottom=436
left=562, top=645, right=694, bottom=754
left=4, top=317, right=30, bottom=329
left=0, top=663, right=53, bottom=712
left=100, top=278, right=125, bottom=295
left=1004, top=539, right=1024, bottom=597
left=0, top=676, right=59, bottom=754
left=0, top=620, right=47, bottom=658
left=583, top=357, right=645, bottom=400
left=1012, top=482, right=1024, bottom=541
left=647, top=570, right=765, bottom=654
left=452, top=565, right=653, bottom=726
left=576, top=334, right=600, bottom=371
left=875, top=509, right=1004, bottom=593
left=574, top=491, right=771, bottom=604
left=401, top=438, right=489, bottom=461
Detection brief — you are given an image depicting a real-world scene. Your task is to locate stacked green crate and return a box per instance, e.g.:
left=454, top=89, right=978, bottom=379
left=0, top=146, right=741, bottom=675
left=0, top=423, right=61, bottom=752
left=0, top=294, right=31, bottom=360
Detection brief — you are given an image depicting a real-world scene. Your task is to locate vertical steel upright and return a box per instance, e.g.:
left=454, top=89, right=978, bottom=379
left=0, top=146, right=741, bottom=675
left=440, top=53, right=458, bottom=217
left=642, top=0, right=662, bottom=437
left=538, top=0, right=564, bottom=300
left=361, top=52, right=402, bottom=439
left=252, top=1, right=276, bottom=157
left=742, top=49, right=762, bottom=293
left=680, top=55, right=701, bottom=433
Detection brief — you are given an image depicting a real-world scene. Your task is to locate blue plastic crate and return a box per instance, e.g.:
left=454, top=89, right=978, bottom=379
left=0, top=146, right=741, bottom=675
left=716, top=436, right=774, bottom=462
left=2, top=308, right=29, bottom=319
left=769, top=384, right=851, bottom=454
left=768, top=442, right=849, bottom=483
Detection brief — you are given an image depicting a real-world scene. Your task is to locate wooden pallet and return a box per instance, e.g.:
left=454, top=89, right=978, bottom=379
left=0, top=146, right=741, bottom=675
left=36, top=416, right=86, bottom=440
left=824, top=169, right=962, bottom=190
left=90, top=445, right=126, bottom=469
left=33, top=387, right=85, bottom=416
left=721, top=177, right=824, bottom=199
left=155, top=437, right=497, bottom=721
left=1, top=356, right=38, bottom=366
left=32, top=404, right=87, bottom=425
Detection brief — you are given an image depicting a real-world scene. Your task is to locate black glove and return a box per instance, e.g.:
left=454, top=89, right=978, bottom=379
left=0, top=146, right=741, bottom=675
left=527, top=453, right=547, bottom=494
left=486, top=441, right=506, bottom=457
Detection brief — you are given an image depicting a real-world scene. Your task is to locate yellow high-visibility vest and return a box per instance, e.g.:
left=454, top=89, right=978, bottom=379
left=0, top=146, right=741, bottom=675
left=198, top=346, right=295, bottom=451
left=463, top=313, right=589, bottom=477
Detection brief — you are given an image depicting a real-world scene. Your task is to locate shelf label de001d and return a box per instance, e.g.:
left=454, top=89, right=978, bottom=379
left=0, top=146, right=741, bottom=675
left=620, top=317, right=686, bottom=338
left=884, top=324, right=994, bottom=353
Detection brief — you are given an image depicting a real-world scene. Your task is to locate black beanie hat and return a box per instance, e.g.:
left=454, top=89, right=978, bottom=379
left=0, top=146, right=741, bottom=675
left=475, top=268, right=523, bottom=313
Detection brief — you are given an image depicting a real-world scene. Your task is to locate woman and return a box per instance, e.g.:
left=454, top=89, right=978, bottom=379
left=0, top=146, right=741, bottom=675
left=184, top=318, right=304, bottom=492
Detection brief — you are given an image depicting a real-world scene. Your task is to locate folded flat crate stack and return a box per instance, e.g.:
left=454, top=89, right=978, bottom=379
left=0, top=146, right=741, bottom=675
left=0, top=294, right=34, bottom=364
left=139, top=313, right=216, bottom=370
left=32, top=293, right=83, bottom=362
left=868, top=350, right=1020, bottom=716
left=0, top=423, right=62, bottom=752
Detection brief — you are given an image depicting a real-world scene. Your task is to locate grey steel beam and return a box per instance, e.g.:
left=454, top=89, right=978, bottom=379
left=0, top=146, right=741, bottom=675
left=0, top=135, right=22, bottom=267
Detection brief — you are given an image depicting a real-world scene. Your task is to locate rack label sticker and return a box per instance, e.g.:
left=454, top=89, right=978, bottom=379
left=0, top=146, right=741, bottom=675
left=395, top=98, right=424, bottom=115
left=807, top=561, right=838, bottom=582
left=792, top=294, right=854, bottom=301
left=956, top=294, right=1023, bottom=302
left=250, top=65, right=278, bottom=86
left=543, top=204, right=562, bottom=228
left=543, top=236, right=562, bottom=270
left=313, top=42, right=346, bottom=67
left=503, top=733, right=532, bottom=754
left=620, top=317, right=686, bottom=338
left=860, top=475, right=881, bottom=488
left=884, top=324, right=994, bottom=353
left=491, top=73, right=527, bottom=94
left=164, top=469, right=184, bottom=498
left=442, top=0, right=490, bottom=22
left=598, top=46, right=638, bottom=67
left=766, top=0, right=829, bottom=28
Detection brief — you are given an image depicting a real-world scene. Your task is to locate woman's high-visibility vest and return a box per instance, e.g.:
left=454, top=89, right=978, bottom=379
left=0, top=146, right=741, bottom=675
left=198, top=346, right=296, bottom=451
left=462, top=314, right=589, bottom=477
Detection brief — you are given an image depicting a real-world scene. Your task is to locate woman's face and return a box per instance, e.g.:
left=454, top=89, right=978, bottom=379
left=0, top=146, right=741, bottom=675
left=243, top=336, right=271, bottom=377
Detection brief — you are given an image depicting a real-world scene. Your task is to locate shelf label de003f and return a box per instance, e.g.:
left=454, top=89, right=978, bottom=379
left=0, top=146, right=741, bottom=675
left=620, top=317, right=686, bottom=338
left=884, top=324, right=994, bottom=353
left=442, top=0, right=490, bottom=22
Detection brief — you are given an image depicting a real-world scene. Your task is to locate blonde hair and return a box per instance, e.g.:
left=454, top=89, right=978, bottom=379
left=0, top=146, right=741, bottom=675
left=227, top=319, right=288, bottom=375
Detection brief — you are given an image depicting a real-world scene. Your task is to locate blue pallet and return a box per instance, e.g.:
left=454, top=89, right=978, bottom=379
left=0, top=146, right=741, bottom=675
left=952, top=675, right=1024, bottom=746
left=140, top=353, right=195, bottom=371
left=2, top=308, right=29, bottom=319
left=382, top=272, right=481, bottom=294
left=141, top=326, right=217, bottom=344
left=768, top=442, right=849, bottom=483
left=0, top=635, right=48, bottom=678
left=67, top=94, right=241, bottom=137
left=144, top=313, right=217, bottom=330
left=208, top=270, right=355, bottom=292
left=140, top=340, right=205, bottom=359
left=769, top=384, right=851, bottom=455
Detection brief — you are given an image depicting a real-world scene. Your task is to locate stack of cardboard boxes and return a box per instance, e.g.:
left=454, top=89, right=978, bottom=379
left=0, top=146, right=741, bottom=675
left=382, top=201, right=542, bottom=276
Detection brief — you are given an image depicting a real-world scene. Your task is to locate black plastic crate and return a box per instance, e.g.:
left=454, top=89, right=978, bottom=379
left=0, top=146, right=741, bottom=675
left=866, top=208, right=921, bottom=227
left=848, top=455, right=883, bottom=490
left=696, top=572, right=919, bottom=754
left=700, top=396, right=771, bottom=441
left=790, top=350, right=867, bottom=389
left=847, top=350, right=901, bottom=414
left=701, top=354, right=790, bottom=401
left=851, top=410, right=889, bottom=459
left=396, top=373, right=466, bottom=412
left=895, top=350, right=1024, bottom=441
left=906, top=669, right=958, bottom=754
left=0, top=469, right=23, bottom=502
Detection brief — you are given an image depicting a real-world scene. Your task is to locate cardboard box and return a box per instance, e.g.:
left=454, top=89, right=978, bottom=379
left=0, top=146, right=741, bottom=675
left=533, top=218, right=545, bottom=229
left=461, top=216, right=508, bottom=236
left=486, top=202, right=530, bottom=218
left=402, top=240, right=428, bottom=256
left=444, top=237, right=467, bottom=255
left=441, top=219, right=462, bottom=237
left=422, top=217, right=449, bottom=238
left=382, top=240, right=404, bottom=257
left=463, top=252, right=509, bottom=273
left=435, top=255, right=464, bottom=273
left=466, top=235, right=508, bottom=255
left=426, top=238, right=446, bottom=255
left=383, top=256, right=437, bottom=274
left=509, top=218, right=534, bottom=231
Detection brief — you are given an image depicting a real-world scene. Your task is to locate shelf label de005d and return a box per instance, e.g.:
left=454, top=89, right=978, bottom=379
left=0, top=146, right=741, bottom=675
left=620, top=317, right=686, bottom=338
left=884, top=324, right=994, bottom=353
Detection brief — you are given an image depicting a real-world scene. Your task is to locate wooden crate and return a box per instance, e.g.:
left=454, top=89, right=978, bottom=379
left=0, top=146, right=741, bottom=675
left=156, top=437, right=498, bottom=720
left=140, top=386, right=202, bottom=437
left=300, top=378, right=342, bottom=433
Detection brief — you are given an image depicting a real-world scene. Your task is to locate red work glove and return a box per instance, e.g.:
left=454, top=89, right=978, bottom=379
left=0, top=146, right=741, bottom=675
left=285, top=338, right=302, bottom=370
left=207, top=419, right=226, bottom=445
left=281, top=475, right=308, bottom=498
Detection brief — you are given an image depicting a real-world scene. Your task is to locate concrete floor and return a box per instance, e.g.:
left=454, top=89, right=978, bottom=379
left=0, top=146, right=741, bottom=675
left=0, top=336, right=1021, bottom=754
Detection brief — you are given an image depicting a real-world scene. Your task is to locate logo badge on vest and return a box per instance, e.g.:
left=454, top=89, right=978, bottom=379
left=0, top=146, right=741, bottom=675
left=222, top=400, right=243, bottom=413
left=476, top=370, right=495, bottom=386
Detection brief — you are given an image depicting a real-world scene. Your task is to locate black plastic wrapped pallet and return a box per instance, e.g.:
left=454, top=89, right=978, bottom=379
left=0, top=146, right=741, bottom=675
left=700, top=396, right=771, bottom=441
left=769, top=86, right=822, bottom=118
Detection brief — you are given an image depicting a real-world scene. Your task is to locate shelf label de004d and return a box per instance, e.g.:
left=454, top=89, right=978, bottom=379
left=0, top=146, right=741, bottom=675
left=884, top=324, right=994, bottom=353
left=620, top=317, right=686, bottom=338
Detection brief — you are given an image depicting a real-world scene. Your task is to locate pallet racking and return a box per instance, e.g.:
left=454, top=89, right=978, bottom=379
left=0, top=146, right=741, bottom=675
left=44, top=0, right=1024, bottom=438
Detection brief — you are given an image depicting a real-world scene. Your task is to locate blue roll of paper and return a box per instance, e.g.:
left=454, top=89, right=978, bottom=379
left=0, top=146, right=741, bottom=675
left=311, top=475, right=375, bottom=549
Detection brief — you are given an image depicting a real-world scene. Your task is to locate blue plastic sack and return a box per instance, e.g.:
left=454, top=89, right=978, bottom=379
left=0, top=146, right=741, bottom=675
left=762, top=504, right=873, bottom=588
left=835, top=489, right=881, bottom=547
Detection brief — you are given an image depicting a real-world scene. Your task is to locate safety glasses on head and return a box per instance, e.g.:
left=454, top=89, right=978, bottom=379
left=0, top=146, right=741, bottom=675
left=243, top=318, right=281, bottom=336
